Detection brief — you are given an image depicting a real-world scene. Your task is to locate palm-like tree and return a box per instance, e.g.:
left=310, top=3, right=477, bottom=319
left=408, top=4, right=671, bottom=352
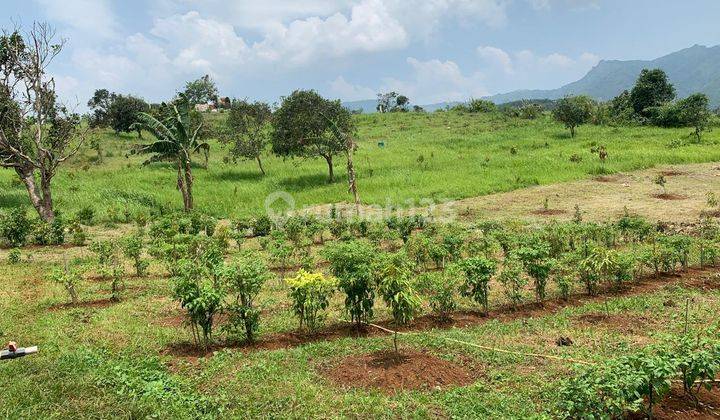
left=132, top=94, right=209, bottom=211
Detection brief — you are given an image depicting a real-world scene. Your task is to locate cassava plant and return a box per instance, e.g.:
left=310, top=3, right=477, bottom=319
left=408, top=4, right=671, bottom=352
left=323, top=240, right=377, bottom=329
left=172, top=259, right=224, bottom=349
left=217, top=252, right=271, bottom=343
left=458, top=256, right=497, bottom=315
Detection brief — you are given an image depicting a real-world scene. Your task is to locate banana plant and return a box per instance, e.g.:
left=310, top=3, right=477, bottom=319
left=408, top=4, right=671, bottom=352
left=131, top=94, right=209, bottom=211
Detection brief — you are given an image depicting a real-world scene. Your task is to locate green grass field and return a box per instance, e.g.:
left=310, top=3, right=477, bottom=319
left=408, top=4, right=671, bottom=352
left=3, top=111, right=720, bottom=419
left=1, top=238, right=719, bottom=418
left=1, top=111, right=719, bottom=221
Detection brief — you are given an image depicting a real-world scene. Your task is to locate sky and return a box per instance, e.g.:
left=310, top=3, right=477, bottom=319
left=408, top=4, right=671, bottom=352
left=4, top=0, right=720, bottom=109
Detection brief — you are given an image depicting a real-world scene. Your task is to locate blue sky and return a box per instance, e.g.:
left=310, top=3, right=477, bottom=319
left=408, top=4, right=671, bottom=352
left=4, top=0, right=720, bottom=108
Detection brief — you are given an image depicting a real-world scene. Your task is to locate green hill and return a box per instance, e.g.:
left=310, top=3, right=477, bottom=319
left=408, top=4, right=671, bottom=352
left=489, top=45, right=720, bottom=107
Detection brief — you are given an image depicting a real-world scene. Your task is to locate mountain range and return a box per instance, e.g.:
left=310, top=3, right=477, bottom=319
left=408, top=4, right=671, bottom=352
left=343, top=44, right=720, bottom=112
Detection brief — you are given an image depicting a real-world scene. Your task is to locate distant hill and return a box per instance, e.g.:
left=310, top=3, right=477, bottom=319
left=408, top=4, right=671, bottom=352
left=342, top=99, right=462, bottom=114
left=487, top=45, right=720, bottom=107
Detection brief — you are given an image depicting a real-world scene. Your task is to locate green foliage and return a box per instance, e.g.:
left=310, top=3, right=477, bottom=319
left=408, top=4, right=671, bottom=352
left=172, top=259, right=224, bottom=348
left=467, top=98, right=497, bottom=113
left=0, top=208, right=31, bottom=247
left=31, top=216, right=65, bottom=245
left=220, top=100, right=272, bottom=174
left=131, top=94, right=210, bottom=211
left=7, top=247, right=20, bottom=264
left=107, top=95, right=149, bottom=136
left=183, top=74, right=218, bottom=106
left=630, top=68, right=676, bottom=118
left=75, top=206, right=96, bottom=225
left=122, top=230, right=149, bottom=277
left=271, top=89, right=355, bottom=182
left=324, top=240, right=377, bottom=327
left=513, top=238, right=552, bottom=302
left=553, top=95, right=594, bottom=137
left=49, top=261, right=84, bottom=304
left=458, top=256, right=497, bottom=314
left=376, top=252, right=421, bottom=325
left=417, top=270, right=460, bottom=320
left=497, top=257, right=528, bottom=308
left=286, top=270, right=337, bottom=332
left=217, top=252, right=271, bottom=343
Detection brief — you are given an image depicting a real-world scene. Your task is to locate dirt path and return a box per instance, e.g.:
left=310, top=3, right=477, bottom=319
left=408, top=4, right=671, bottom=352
left=306, top=162, right=720, bottom=224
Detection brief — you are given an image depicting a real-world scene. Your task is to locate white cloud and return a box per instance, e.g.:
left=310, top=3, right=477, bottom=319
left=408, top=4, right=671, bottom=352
left=35, top=0, right=119, bottom=39
left=527, top=0, right=601, bottom=10
left=382, top=57, right=487, bottom=104
left=477, top=46, right=514, bottom=73
left=330, top=76, right=377, bottom=101
left=254, top=0, right=408, bottom=65
left=480, top=46, right=599, bottom=74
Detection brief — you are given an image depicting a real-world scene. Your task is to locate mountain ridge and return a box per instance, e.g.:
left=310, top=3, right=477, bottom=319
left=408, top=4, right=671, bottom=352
left=343, top=44, right=720, bottom=112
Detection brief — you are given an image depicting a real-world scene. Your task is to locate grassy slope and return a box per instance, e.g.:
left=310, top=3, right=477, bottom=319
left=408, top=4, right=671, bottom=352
left=1, top=112, right=719, bottom=220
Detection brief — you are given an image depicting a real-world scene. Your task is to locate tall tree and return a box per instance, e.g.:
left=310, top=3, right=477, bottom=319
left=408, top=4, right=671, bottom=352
left=0, top=23, right=86, bottom=221
left=678, top=93, right=711, bottom=141
left=630, top=69, right=675, bottom=117
left=271, top=90, right=354, bottom=182
left=131, top=94, right=209, bottom=211
left=220, top=100, right=272, bottom=175
left=183, top=75, right=218, bottom=106
left=552, top=95, right=594, bottom=138
left=87, top=88, right=116, bottom=128
left=376, top=92, right=409, bottom=113
left=107, top=94, right=148, bottom=137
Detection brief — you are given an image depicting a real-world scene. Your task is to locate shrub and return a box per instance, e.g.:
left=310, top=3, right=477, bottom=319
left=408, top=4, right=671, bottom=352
left=49, top=261, right=84, bottom=305
left=458, top=256, right=497, bottom=315
left=31, top=217, right=65, bottom=245
left=0, top=208, right=31, bottom=247
left=251, top=215, right=272, bottom=237
left=218, top=253, right=271, bottom=343
left=122, top=231, right=149, bottom=277
left=67, top=219, right=87, bottom=246
left=173, top=259, right=224, bottom=349
left=417, top=271, right=458, bottom=320
left=76, top=206, right=95, bottom=225
left=324, top=240, right=378, bottom=328
left=376, top=252, right=421, bottom=326
left=264, top=231, right=293, bottom=279
left=497, top=257, right=527, bottom=308
left=287, top=270, right=337, bottom=332
left=7, top=248, right=21, bottom=264
left=514, top=238, right=553, bottom=303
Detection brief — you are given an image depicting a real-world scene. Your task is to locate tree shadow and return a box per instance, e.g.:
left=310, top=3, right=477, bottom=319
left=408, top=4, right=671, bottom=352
left=0, top=191, right=29, bottom=210
left=278, top=172, right=337, bottom=191
left=210, top=170, right=264, bottom=182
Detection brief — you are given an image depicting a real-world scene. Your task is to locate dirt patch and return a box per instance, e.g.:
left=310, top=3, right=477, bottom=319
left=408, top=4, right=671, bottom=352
left=531, top=209, right=567, bottom=216
left=317, top=350, right=477, bottom=394
left=48, top=298, right=116, bottom=311
left=627, top=384, right=720, bottom=420
left=573, top=312, right=654, bottom=334
left=594, top=175, right=622, bottom=183
left=653, top=193, right=688, bottom=201
left=659, top=170, right=687, bottom=177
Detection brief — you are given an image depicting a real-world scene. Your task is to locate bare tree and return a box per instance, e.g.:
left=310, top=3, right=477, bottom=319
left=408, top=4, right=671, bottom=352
left=0, top=22, right=86, bottom=221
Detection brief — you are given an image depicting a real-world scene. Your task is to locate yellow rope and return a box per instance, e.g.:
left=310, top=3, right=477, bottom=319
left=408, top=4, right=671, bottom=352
left=339, top=319, right=595, bottom=366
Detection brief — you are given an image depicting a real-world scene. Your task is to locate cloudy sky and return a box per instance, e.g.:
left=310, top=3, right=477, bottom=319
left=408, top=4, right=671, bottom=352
left=4, top=0, right=720, bottom=108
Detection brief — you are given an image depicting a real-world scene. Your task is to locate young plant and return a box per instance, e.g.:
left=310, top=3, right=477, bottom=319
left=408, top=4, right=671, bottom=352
left=654, top=174, right=667, bottom=195
left=323, top=240, right=377, bottom=328
left=49, top=261, right=84, bottom=305
left=7, top=248, right=21, bottom=264
left=217, top=252, right=271, bottom=343
left=418, top=270, right=460, bottom=321
left=122, top=230, right=149, bottom=277
left=514, top=239, right=552, bottom=303
left=458, top=256, right=497, bottom=315
left=497, top=257, right=528, bottom=309
left=173, top=259, right=224, bottom=349
left=376, top=252, right=421, bottom=326
left=286, top=270, right=337, bottom=332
